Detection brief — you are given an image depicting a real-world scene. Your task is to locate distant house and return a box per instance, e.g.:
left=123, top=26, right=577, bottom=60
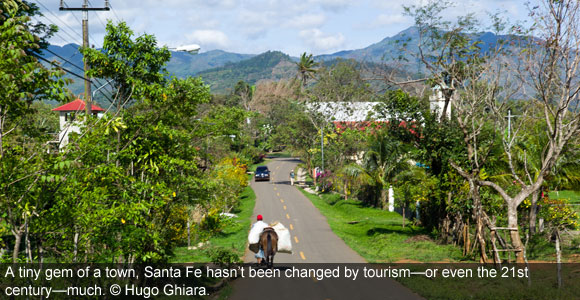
left=52, top=99, right=105, bottom=149
left=429, top=85, right=453, bottom=119
left=306, top=101, right=422, bottom=135
left=306, top=102, right=388, bottom=129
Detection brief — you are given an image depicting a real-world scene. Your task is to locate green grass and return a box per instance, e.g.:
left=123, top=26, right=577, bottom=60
left=301, top=190, right=580, bottom=298
left=170, top=181, right=256, bottom=263
left=548, top=190, right=580, bottom=215
left=264, top=151, right=292, bottom=158
left=299, top=190, right=464, bottom=262
left=548, top=190, right=580, bottom=203
left=395, top=264, right=580, bottom=300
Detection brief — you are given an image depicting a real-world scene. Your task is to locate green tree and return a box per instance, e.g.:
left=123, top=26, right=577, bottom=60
left=0, top=0, right=69, bottom=262
left=296, top=52, right=319, bottom=87
left=80, top=20, right=171, bottom=111
left=394, top=166, right=437, bottom=228
left=363, top=128, right=412, bottom=209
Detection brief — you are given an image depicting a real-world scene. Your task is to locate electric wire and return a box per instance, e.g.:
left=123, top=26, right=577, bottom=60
left=43, top=48, right=84, bottom=72
left=36, top=52, right=116, bottom=105
left=61, top=0, right=102, bottom=48
left=34, top=53, right=90, bottom=82
left=108, top=3, right=122, bottom=23
left=88, top=0, right=108, bottom=28
left=33, top=0, right=83, bottom=41
left=31, top=15, right=79, bottom=44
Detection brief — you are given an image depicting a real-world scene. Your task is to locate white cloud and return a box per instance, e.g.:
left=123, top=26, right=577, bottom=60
left=308, top=0, right=351, bottom=12
left=299, top=29, right=345, bottom=52
left=285, top=13, right=326, bottom=29
left=237, top=10, right=277, bottom=38
left=373, top=14, right=409, bottom=27
left=186, top=30, right=230, bottom=49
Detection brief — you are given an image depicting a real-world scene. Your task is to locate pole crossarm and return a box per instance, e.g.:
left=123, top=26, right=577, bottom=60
left=59, top=7, right=110, bottom=11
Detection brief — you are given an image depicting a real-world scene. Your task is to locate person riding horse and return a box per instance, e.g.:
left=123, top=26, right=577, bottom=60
left=251, top=215, right=268, bottom=264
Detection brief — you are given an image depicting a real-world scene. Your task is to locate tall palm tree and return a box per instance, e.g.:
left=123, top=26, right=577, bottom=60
left=296, top=52, right=319, bottom=87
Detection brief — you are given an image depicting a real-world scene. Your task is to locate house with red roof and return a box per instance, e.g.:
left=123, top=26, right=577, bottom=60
left=52, top=99, right=105, bottom=149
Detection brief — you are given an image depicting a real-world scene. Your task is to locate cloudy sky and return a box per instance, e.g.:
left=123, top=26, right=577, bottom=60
left=34, top=0, right=530, bottom=56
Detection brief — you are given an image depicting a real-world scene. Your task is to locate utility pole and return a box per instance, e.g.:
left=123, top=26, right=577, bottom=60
left=505, top=109, right=519, bottom=140
left=60, top=0, right=110, bottom=116
left=321, top=127, right=324, bottom=172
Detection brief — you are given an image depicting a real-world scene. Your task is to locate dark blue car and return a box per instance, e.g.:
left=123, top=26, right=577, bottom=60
left=254, top=166, right=270, bottom=181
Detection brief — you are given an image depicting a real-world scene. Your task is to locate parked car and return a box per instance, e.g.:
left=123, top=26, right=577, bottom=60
left=254, top=166, right=270, bottom=181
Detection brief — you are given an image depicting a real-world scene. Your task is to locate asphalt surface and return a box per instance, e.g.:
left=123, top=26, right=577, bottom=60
left=227, top=157, right=423, bottom=300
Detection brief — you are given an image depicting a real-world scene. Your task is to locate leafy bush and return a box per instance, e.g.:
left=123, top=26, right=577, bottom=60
left=199, top=209, right=231, bottom=235
left=206, top=246, right=242, bottom=268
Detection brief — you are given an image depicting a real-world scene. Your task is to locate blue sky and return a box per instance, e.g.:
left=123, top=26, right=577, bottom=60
left=35, top=0, right=530, bottom=56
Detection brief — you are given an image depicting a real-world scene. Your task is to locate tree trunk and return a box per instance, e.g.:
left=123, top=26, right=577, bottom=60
left=470, top=182, right=489, bottom=263
left=25, top=220, right=32, bottom=263
left=529, top=190, right=540, bottom=235
left=402, top=206, right=406, bottom=228
left=464, top=221, right=471, bottom=255
left=0, top=107, right=4, bottom=157
left=12, top=230, right=23, bottom=263
left=507, top=204, right=524, bottom=263
left=555, top=230, right=562, bottom=288
left=380, top=188, right=388, bottom=210
left=73, top=229, right=80, bottom=263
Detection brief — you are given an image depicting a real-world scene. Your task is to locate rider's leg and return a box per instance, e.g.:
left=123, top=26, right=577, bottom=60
left=255, top=248, right=264, bottom=264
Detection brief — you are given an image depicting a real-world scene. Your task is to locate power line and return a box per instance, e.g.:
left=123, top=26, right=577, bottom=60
left=43, top=48, right=84, bottom=72
left=61, top=0, right=101, bottom=48
left=31, top=15, right=79, bottom=46
left=62, top=1, right=99, bottom=47
left=43, top=40, right=115, bottom=104
left=59, top=0, right=110, bottom=116
left=88, top=0, right=108, bottom=28
left=33, top=0, right=83, bottom=42
left=34, top=54, right=90, bottom=82
left=35, top=52, right=116, bottom=104
left=41, top=50, right=116, bottom=104
left=108, top=3, right=122, bottom=23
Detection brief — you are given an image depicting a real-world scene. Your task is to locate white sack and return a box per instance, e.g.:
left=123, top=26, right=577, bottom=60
left=272, top=222, right=292, bottom=254
left=248, top=220, right=268, bottom=253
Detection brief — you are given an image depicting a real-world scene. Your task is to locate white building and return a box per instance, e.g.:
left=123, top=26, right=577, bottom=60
left=429, top=86, right=453, bottom=119
left=52, top=99, right=105, bottom=149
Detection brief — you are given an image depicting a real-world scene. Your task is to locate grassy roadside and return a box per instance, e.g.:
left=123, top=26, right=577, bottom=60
left=298, top=189, right=464, bottom=262
left=300, top=189, right=580, bottom=299
left=549, top=190, right=580, bottom=214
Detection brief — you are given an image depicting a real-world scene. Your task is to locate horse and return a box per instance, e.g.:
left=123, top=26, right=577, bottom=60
left=259, top=227, right=278, bottom=268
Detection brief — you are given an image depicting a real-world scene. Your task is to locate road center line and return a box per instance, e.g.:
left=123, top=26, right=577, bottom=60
left=283, top=205, right=287, bottom=210
left=277, top=192, right=280, bottom=197
left=300, top=251, right=306, bottom=260
left=286, top=213, right=290, bottom=219
left=294, top=236, right=299, bottom=243
left=280, top=199, right=284, bottom=203
left=289, top=224, right=294, bottom=230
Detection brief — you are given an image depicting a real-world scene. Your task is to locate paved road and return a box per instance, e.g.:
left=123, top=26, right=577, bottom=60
left=227, top=158, right=423, bottom=300
left=243, top=157, right=364, bottom=264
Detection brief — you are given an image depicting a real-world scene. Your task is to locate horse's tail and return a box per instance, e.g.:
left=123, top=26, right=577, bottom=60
left=267, top=233, right=272, bottom=257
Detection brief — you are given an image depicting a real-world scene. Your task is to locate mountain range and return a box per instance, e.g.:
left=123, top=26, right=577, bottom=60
left=42, top=26, right=509, bottom=95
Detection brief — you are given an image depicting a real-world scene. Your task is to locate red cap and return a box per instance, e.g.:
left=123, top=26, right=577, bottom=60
left=257, top=215, right=263, bottom=221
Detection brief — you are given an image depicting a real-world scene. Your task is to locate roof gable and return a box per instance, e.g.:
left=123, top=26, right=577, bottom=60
left=52, top=99, right=105, bottom=112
